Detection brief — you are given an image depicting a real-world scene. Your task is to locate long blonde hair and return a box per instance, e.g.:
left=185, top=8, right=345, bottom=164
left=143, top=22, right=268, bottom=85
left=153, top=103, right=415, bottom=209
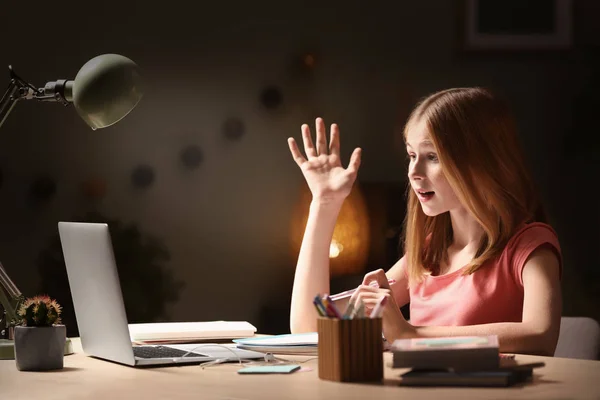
left=402, top=87, right=545, bottom=283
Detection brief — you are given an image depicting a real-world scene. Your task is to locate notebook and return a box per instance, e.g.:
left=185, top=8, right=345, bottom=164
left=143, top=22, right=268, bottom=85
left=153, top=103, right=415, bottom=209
left=233, top=332, right=318, bottom=355
left=58, top=221, right=265, bottom=367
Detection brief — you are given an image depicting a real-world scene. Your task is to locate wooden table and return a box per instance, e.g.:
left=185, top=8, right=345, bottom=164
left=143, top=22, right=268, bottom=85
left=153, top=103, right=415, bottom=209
left=1, top=339, right=599, bottom=399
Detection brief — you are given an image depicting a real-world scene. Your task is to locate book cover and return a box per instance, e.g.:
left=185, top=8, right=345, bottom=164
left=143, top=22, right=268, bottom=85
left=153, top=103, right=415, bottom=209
left=399, top=368, right=532, bottom=387
left=398, top=361, right=544, bottom=387
left=391, top=335, right=499, bottom=370
left=392, top=335, right=499, bottom=351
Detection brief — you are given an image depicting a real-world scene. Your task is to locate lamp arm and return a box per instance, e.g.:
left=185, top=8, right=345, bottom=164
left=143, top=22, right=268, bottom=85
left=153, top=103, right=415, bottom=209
left=0, top=65, right=51, bottom=329
left=0, top=285, right=17, bottom=327
left=0, top=69, right=28, bottom=129
left=0, top=66, right=31, bottom=324
left=0, top=262, right=23, bottom=326
left=0, top=65, right=73, bottom=130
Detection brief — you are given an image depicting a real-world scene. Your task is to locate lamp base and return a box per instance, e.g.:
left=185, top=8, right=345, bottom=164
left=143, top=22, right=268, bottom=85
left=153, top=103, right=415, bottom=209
left=0, top=337, right=73, bottom=360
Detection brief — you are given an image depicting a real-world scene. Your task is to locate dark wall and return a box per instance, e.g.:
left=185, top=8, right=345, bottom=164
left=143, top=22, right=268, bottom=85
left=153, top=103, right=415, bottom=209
left=1, top=1, right=598, bottom=334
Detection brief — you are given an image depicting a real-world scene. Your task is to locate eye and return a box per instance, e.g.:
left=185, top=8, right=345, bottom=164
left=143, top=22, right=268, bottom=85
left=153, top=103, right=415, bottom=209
left=407, top=152, right=416, bottom=161
left=427, top=153, right=439, bottom=162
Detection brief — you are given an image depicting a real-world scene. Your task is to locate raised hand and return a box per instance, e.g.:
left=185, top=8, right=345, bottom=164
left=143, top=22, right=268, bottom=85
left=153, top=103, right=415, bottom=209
left=287, top=117, right=361, bottom=204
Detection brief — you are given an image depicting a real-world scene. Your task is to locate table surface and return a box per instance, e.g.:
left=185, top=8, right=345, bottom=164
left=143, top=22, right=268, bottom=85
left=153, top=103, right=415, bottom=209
left=1, top=338, right=599, bottom=400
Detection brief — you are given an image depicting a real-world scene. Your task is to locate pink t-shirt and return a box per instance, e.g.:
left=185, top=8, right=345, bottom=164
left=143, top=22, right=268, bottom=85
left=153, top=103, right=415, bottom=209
left=408, top=222, right=561, bottom=326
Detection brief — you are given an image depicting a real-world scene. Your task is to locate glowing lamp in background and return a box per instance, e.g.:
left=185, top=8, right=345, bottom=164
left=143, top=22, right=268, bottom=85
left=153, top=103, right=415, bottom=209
left=290, top=183, right=370, bottom=277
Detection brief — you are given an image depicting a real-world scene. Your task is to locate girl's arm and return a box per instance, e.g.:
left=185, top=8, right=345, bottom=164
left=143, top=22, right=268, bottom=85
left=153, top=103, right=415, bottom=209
left=290, top=201, right=342, bottom=333
left=393, top=247, right=562, bottom=356
left=287, top=118, right=361, bottom=333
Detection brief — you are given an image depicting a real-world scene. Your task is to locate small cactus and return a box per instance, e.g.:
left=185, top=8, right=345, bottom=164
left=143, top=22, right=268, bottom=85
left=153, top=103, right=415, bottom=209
left=17, top=295, right=62, bottom=327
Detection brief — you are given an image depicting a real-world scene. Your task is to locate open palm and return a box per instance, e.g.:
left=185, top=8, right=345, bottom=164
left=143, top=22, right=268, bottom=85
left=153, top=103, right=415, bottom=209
left=288, top=118, right=362, bottom=203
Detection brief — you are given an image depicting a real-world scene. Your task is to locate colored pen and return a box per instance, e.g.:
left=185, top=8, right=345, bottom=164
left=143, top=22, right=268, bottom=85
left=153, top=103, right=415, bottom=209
left=319, top=296, right=331, bottom=317
left=342, top=300, right=355, bottom=319
left=370, top=296, right=387, bottom=319
left=320, top=295, right=330, bottom=316
left=325, top=295, right=343, bottom=319
left=330, top=279, right=396, bottom=302
left=313, top=295, right=327, bottom=317
left=351, top=299, right=365, bottom=319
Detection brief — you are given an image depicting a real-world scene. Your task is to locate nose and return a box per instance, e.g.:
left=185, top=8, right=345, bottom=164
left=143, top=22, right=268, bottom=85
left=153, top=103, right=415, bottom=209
left=408, top=158, right=425, bottom=181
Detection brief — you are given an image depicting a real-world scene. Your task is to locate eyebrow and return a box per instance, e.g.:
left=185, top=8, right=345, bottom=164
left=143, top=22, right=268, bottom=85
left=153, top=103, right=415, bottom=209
left=405, top=140, right=434, bottom=148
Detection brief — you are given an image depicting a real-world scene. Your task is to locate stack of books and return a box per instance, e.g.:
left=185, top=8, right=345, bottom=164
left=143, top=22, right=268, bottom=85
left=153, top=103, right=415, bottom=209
left=390, top=335, right=544, bottom=387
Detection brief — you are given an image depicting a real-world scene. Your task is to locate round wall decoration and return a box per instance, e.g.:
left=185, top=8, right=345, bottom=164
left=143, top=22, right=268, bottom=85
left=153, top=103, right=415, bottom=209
left=180, top=145, right=203, bottom=169
left=260, top=85, right=283, bottom=109
left=131, top=165, right=155, bottom=188
left=222, top=117, right=245, bottom=141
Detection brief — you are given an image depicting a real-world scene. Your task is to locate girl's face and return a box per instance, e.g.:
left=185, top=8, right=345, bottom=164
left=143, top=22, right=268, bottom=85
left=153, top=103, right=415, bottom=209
left=405, top=120, right=463, bottom=217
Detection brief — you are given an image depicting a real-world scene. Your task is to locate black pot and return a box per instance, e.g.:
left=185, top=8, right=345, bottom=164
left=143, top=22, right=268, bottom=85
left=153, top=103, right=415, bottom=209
left=14, top=325, right=66, bottom=371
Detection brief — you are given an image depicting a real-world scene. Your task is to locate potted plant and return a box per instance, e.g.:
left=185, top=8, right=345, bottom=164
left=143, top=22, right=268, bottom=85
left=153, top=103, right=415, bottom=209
left=14, top=295, right=66, bottom=371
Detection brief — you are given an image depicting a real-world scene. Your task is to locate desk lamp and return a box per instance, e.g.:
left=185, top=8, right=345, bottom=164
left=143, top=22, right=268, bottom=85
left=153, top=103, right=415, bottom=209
left=0, top=53, right=143, bottom=357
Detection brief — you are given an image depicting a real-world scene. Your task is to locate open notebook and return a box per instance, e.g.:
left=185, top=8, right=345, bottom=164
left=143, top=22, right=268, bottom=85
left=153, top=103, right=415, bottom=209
left=128, top=321, right=257, bottom=342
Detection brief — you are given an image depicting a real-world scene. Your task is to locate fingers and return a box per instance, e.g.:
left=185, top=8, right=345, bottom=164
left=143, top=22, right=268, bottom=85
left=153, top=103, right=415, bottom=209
left=301, top=124, right=318, bottom=158
left=329, top=123, right=340, bottom=158
left=315, top=118, right=328, bottom=156
left=347, top=147, right=362, bottom=174
left=362, top=269, right=382, bottom=285
left=362, top=269, right=390, bottom=289
left=295, top=118, right=350, bottom=162
left=287, top=137, right=307, bottom=167
left=349, top=284, right=384, bottom=305
left=354, top=290, right=387, bottom=315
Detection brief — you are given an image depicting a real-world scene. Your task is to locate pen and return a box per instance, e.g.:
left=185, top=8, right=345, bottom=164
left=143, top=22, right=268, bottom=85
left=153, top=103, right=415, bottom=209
left=370, top=296, right=387, bottom=319
left=342, top=300, right=355, bottom=319
left=313, top=295, right=327, bottom=317
left=325, top=295, right=343, bottom=319
left=330, top=279, right=396, bottom=302
left=320, top=295, right=330, bottom=316
left=351, top=299, right=365, bottom=319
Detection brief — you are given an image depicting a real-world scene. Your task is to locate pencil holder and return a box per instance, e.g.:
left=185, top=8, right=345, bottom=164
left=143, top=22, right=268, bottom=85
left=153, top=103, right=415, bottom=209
left=317, top=317, right=383, bottom=382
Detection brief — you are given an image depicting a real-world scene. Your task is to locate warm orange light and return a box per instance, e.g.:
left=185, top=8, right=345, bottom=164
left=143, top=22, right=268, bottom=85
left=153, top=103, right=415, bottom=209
left=330, top=239, right=343, bottom=258
left=290, top=183, right=370, bottom=277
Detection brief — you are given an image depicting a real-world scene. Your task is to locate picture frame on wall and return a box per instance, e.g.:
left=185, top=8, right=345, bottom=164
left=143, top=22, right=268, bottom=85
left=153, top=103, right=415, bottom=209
left=464, top=0, right=572, bottom=51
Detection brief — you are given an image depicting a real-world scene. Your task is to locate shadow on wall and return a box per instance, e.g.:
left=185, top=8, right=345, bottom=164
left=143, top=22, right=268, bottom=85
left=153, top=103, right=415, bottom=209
left=36, top=212, right=184, bottom=337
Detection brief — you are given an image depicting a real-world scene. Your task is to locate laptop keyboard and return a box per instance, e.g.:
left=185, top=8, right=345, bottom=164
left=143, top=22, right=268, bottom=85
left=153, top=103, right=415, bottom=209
left=133, top=346, right=208, bottom=359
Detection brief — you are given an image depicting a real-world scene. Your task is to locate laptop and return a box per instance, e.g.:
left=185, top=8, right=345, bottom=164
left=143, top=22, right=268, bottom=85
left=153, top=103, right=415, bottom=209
left=58, top=221, right=265, bottom=367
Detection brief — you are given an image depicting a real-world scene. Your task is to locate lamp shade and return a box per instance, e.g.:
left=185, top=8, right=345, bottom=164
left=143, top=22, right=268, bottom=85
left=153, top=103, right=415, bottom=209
left=72, top=54, right=143, bottom=130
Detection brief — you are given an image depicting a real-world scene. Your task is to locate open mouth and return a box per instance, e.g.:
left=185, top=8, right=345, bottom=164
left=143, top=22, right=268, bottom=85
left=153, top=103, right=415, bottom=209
left=417, top=190, right=435, bottom=201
